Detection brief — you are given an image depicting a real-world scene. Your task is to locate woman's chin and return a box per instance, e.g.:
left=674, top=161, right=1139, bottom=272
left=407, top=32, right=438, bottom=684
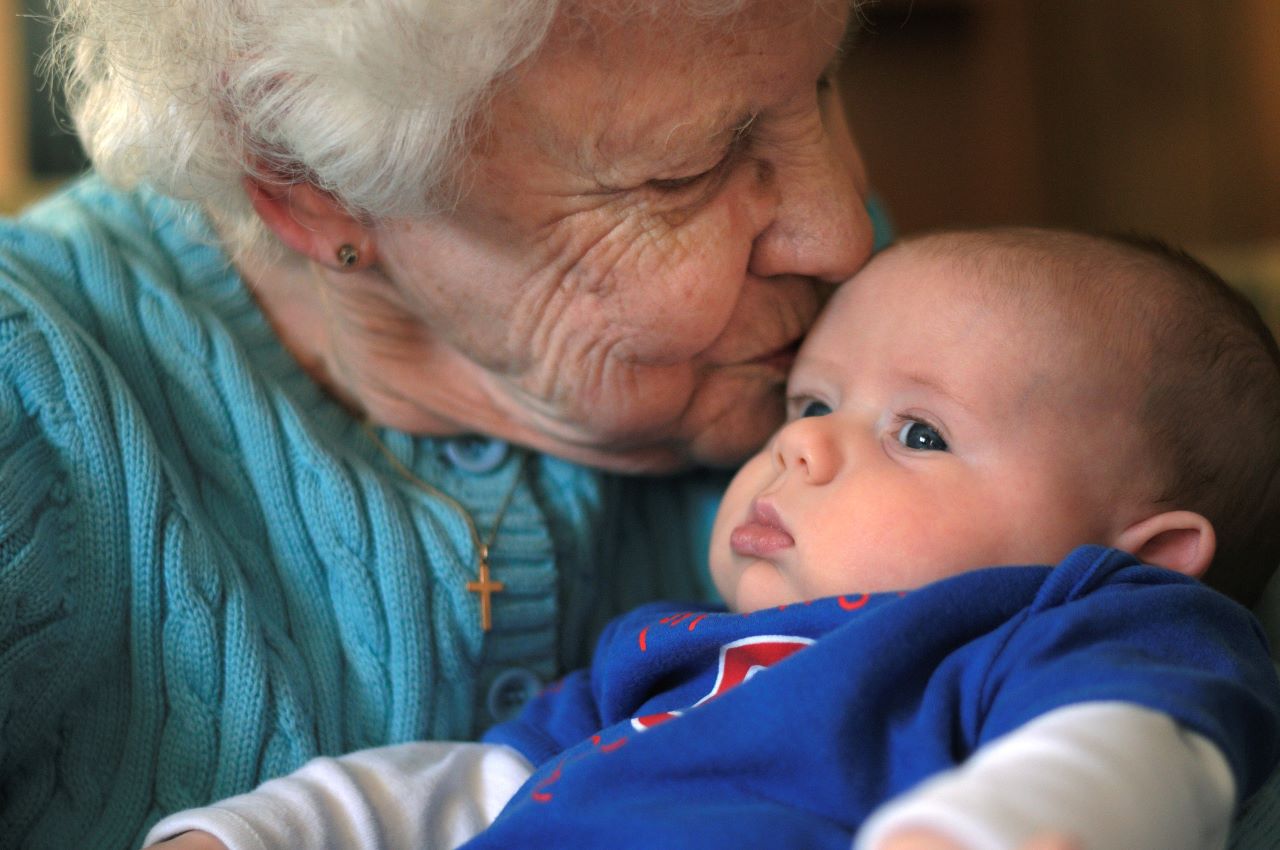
left=464, top=367, right=787, bottom=472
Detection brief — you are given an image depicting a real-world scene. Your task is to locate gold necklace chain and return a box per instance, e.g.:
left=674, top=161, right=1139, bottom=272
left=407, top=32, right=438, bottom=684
left=362, top=422, right=527, bottom=631
left=307, top=261, right=524, bottom=631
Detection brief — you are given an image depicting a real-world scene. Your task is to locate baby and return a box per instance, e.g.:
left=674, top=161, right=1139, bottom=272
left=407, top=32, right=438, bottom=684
left=147, top=228, right=1280, bottom=850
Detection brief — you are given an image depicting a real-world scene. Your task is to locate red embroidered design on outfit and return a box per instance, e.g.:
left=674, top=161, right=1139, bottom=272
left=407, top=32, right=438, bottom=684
left=632, top=634, right=813, bottom=730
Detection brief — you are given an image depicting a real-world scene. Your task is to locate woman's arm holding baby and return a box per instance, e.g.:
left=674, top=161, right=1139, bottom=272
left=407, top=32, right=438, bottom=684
left=144, top=742, right=533, bottom=850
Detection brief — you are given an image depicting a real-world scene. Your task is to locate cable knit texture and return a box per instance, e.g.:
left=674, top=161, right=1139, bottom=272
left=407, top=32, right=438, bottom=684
left=0, top=176, right=719, bottom=849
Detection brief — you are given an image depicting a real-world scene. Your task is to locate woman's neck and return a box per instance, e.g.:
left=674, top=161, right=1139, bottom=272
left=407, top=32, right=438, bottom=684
left=237, top=251, right=499, bottom=435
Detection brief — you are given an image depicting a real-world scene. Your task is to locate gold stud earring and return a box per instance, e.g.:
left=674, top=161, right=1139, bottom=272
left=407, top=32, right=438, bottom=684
left=336, top=244, right=359, bottom=268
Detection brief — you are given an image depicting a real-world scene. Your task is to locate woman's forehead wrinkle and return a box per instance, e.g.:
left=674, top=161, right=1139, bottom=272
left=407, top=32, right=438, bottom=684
left=568, top=21, right=773, bottom=164
left=542, top=0, right=852, bottom=188
left=583, top=84, right=743, bottom=178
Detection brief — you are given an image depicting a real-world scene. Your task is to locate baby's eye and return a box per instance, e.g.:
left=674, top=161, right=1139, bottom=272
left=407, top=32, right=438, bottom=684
left=897, top=420, right=948, bottom=451
left=798, top=399, right=833, bottom=418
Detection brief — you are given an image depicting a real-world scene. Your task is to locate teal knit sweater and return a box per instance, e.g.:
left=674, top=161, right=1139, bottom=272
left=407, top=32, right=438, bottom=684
left=0, top=177, right=722, bottom=849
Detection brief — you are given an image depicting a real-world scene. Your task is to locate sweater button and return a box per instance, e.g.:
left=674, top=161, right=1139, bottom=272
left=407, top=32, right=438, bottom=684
left=487, top=668, right=543, bottom=723
left=443, top=437, right=509, bottom=474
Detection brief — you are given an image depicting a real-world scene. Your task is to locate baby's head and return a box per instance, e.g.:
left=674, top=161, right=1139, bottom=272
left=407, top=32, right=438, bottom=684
left=711, top=227, right=1280, bottom=612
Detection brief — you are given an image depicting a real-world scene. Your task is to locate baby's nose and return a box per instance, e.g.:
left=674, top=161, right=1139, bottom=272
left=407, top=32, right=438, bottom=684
left=772, top=417, right=838, bottom=485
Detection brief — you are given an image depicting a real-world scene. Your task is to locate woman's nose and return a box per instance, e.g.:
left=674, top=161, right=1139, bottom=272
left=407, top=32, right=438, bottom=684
left=772, top=417, right=839, bottom=485
left=748, top=99, right=874, bottom=285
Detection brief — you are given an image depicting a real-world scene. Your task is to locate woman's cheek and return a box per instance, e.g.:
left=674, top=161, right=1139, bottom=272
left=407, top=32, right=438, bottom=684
left=609, top=201, right=751, bottom=362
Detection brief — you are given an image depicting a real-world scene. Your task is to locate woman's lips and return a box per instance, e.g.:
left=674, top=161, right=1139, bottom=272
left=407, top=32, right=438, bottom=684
left=729, top=500, right=794, bottom=557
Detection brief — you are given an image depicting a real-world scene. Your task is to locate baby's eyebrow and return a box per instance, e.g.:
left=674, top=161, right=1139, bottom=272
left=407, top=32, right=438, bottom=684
left=899, top=370, right=977, bottom=414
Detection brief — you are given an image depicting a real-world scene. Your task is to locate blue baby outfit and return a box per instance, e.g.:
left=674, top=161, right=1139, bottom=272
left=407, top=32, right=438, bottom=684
left=476, top=546, right=1280, bottom=849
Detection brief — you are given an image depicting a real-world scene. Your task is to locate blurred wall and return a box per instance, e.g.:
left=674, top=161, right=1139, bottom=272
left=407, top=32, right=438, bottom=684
left=0, top=0, right=29, bottom=203
left=0, top=0, right=85, bottom=211
left=840, top=0, right=1280, bottom=248
left=3, top=0, right=1279, bottom=252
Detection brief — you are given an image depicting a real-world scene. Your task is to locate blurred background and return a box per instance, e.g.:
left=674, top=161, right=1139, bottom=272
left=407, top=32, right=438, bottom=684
left=0, top=0, right=77, bottom=208
left=837, top=0, right=1280, bottom=327
left=1, top=0, right=1278, bottom=325
left=843, top=0, right=1279, bottom=244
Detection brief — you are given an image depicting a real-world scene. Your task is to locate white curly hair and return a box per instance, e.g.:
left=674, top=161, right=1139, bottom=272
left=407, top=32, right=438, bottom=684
left=47, top=0, right=794, bottom=259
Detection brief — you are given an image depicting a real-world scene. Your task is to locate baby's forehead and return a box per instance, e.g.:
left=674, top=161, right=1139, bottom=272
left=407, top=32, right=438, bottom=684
left=890, top=230, right=1168, bottom=333
left=820, top=231, right=1163, bottom=387
left=898, top=230, right=1103, bottom=294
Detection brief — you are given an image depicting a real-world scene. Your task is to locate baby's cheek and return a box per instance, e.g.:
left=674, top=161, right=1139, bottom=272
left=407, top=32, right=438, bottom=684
left=709, top=452, right=776, bottom=584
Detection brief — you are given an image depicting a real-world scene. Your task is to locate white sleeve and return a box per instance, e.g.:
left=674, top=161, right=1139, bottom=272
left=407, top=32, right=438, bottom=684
left=854, top=702, right=1236, bottom=850
left=143, top=741, right=534, bottom=850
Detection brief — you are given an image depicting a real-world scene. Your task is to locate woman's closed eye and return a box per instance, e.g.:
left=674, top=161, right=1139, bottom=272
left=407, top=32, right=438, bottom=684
left=647, top=165, right=721, bottom=192
left=647, top=144, right=736, bottom=193
left=647, top=146, right=739, bottom=192
left=647, top=115, right=756, bottom=193
left=897, top=419, right=948, bottom=451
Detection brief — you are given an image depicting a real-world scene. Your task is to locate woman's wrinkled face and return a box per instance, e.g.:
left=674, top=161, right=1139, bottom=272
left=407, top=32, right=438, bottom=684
left=372, top=0, right=872, bottom=472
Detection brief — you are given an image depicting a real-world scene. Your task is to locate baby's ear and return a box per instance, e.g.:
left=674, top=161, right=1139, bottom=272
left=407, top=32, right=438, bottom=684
left=1111, top=511, right=1216, bottom=578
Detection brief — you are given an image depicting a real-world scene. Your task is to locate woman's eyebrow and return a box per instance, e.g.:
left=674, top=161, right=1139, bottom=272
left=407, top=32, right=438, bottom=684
left=651, top=104, right=751, bottom=157
left=651, top=112, right=756, bottom=173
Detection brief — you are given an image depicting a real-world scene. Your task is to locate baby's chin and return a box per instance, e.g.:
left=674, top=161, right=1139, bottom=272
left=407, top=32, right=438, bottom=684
left=718, top=560, right=806, bottom=614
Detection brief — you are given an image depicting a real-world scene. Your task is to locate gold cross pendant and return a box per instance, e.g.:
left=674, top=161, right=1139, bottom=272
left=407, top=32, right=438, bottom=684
left=466, top=546, right=505, bottom=631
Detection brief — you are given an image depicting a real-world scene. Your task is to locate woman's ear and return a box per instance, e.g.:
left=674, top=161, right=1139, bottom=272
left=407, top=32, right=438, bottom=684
left=1111, top=510, right=1217, bottom=579
left=242, top=174, right=377, bottom=270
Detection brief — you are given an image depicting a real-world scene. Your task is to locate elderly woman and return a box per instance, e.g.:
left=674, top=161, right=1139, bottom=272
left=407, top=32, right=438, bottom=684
left=0, top=0, right=883, bottom=845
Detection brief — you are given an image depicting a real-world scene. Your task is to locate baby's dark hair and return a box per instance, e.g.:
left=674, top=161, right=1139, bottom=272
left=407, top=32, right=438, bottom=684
left=1106, top=233, right=1280, bottom=607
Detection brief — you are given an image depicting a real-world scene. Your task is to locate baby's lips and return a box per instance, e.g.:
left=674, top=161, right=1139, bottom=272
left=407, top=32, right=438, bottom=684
left=729, top=522, right=795, bottom=557
left=730, top=498, right=795, bottom=556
